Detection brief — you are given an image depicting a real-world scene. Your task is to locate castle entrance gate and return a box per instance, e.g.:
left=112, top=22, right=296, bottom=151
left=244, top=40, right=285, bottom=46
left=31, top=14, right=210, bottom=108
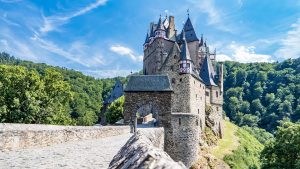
left=123, top=75, right=173, bottom=130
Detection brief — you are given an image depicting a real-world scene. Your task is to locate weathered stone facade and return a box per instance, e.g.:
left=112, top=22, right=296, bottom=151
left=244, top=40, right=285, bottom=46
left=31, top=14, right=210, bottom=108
left=123, top=14, right=224, bottom=168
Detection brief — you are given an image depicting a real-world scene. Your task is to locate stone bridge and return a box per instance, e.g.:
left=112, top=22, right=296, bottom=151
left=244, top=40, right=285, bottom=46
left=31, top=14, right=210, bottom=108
left=0, top=123, right=131, bottom=169
left=0, top=124, right=185, bottom=169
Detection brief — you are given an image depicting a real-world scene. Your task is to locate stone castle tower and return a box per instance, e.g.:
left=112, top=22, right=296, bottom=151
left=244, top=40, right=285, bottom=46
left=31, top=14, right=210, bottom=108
left=123, top=14, right=224, bottom=168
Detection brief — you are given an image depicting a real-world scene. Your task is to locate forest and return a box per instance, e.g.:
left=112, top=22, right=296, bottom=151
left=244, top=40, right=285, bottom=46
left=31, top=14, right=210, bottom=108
left=0, top=52, right=125, bottom=125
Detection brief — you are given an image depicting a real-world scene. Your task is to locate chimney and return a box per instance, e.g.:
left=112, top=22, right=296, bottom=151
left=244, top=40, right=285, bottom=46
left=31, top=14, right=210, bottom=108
left=167, top=16, right=175, bottom=39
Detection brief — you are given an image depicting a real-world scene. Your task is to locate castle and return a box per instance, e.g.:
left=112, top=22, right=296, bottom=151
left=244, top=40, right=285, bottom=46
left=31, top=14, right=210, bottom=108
left=123, top=14, right=224, bottom=168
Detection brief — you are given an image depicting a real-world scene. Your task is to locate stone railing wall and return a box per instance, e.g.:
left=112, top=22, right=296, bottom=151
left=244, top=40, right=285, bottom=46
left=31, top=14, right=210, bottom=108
left=0, top=123, right=130, bottom=151
left=109, top=128, right=187, bottom=169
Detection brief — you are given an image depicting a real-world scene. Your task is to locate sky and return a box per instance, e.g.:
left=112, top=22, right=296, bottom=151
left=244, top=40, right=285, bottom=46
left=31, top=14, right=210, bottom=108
left=0, top=0, right=300, bottom=78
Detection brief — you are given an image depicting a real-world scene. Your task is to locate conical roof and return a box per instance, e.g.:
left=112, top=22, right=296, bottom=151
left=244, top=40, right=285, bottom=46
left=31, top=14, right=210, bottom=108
left=156, top=16, right=165, bottom=31
left=199, top=55, right=217, bottom=86
left=183, top=17, right=199, bottom=42
left=180, top=30, right=192, bottom=61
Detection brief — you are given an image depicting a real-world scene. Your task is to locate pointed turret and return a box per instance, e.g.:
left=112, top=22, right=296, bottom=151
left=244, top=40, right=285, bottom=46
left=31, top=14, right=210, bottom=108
left=183, top=17, right=199, bottom=42
left=199, top=55, right=217, bottom=86
left=144, top=32, right=149, bottom=45
left=199, top=34, right=204, bottom=46
left=155, top=15, right=166, bottom=38
left=179, top=30, right=193, bottom=74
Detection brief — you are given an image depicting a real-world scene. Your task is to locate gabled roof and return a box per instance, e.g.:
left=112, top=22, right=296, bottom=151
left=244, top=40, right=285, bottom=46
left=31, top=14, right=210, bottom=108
left=124, top=75, right=173, bottom=92
left=180, top=30, right=192, bottom=61
left=183, top=17, right=199, bottom=42
left=160, top=42, right=181, bottom=71
left=199, top=55, right=217, bottom=86
left=104, top=80, right=124, bottom=104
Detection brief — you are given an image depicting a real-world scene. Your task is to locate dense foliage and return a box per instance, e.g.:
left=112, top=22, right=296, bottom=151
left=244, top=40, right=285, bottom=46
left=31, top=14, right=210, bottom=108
left=223, top=127, right=264, bottom=169
left=261, top=122, right=300, bottom=169
left=0, top=65, right=74, bottom=124
left=223, top=58, right=300, bottom=132
left=105, top=96, right=125, bottom=124
left=0, top=52, right=126, bottom=125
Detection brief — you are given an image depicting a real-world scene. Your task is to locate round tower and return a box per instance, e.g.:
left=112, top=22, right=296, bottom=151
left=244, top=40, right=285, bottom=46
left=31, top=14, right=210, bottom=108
left=170, top=113, right=200, bottom=168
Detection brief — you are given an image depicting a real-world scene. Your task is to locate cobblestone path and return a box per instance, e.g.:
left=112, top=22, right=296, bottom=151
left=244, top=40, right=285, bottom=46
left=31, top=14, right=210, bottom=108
left=0, top=133, right=131, bottom=169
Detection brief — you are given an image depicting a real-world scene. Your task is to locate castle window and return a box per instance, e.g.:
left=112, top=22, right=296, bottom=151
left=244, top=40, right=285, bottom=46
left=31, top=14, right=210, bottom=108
left=216, top=91, right=219, bottom=97
left=196, top=119, right=199, bottom=126
left=200, top=120, right=203, bottom=130
left=200, top=84, right=201, bottom=87
left=196, top=94, right=197, bottom=98
left=198, top=109, right=199, bottom=114
left=172, top=78, right=176, bottom=84
left=179, top=118, right=181, bottom=125
left=206, top=91, right=209, bottom=96
left=171, top=65, right=174, bottom=71
left=180, top=78, right=182, bottom=82
left=194, top=81, right=195, bottom=84
left=217, top=107, right=219, bottom=111
left=174, top=55, right=176, bottom=59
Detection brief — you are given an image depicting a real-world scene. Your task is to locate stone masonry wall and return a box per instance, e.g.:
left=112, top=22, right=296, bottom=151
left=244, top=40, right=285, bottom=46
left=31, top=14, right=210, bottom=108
left=0, top=123, right=130, bottom=151
left=109, top=128, right=187, bottom=169
left=170, top=113, right=200, bottom=168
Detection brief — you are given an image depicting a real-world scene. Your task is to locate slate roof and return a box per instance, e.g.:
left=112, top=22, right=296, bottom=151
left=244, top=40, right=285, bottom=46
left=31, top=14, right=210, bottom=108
left=183, top=17, right=199, bottom=42
left=104, top=80, right=124, bottom=104
left=199, top=55, right=217, bottom=86
left=144, top=32, right=149, bottom=44
left=150, top=23, right=157, bottom=37
left=156, top=16, right=165, bottom=31
left=124, top=75, right=173, bottom=92
left=180, top=30, right=192, bottom=61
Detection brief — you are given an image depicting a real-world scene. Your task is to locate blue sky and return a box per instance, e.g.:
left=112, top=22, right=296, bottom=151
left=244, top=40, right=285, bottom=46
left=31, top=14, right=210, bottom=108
left=0, top=0, right=299, bottom=78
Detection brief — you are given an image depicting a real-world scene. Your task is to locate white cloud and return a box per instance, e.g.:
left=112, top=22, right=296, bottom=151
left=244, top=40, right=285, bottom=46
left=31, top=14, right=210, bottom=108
left=188, top=0, right=220, bottom=25
left=40, top=0, right=107, bottom=33
left=216, top=54, right=233, bottom=62
left=31, top=35, right=105, bottom=67
left=218, top=42, right=273, bottom=63
left=110, top=45, right=143, bottom=62
left=1, top=13, right=20, bottom=27
left=275, top=18, right=300, bottom=59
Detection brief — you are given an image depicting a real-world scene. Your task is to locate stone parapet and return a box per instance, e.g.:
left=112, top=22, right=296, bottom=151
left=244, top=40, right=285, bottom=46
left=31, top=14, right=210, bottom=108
left=0, top=123, right=130, bottom=151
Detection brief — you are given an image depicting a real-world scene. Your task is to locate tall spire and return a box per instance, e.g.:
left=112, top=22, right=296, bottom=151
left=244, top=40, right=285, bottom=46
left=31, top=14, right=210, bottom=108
left=157, top=15, right=165, bottom=31
left=144, top=32, right=149, bottom=45
left=183, top=16, right=199, bottom=42
left=180, top=30, right=191, bottom=61
left=200, top=34, right=204, bottom=46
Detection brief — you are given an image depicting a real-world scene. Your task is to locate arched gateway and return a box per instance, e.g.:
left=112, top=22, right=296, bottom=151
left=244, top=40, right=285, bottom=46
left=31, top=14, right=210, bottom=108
left=123, top=75, right=173, bottom=129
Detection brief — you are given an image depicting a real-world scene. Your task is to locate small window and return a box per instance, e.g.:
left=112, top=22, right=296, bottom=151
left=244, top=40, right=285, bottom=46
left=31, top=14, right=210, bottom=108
left=179, top=118, right=181, bottom=125
left=216, top=91, right=219, bottom=97
left=180, top=78, right=182, bottom=82
left=170, top=66, right=174, bottom=71
left=217, top=107, right=219, bottom=111
left=194, top=81, right=195, bottom=84
left=196, top=119, right=199, bottom=126
left=206, top=91, right=209, bottom=96
left=196, top=94, right=197, bottom=98
left=198, top=109, right=199, bottom=114
left=174, top=55, right=176, bottom=59
left=200, top=84, right=201, bottom=87
left=172, top=78, right=176, bottom=84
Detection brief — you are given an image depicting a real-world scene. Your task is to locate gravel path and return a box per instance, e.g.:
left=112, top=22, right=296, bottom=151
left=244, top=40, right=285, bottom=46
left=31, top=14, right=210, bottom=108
left=0, top=133, right=132, bottom=169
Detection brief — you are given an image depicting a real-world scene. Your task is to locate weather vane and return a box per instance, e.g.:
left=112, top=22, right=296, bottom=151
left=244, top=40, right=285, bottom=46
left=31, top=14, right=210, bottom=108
left=187, top=9, right=190, bottom=17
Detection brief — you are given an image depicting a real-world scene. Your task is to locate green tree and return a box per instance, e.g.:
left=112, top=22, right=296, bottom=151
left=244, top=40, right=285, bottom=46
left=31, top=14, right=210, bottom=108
left=105, top=96, right=125, bottom=124
left=261, top=122, right=300, bottom=169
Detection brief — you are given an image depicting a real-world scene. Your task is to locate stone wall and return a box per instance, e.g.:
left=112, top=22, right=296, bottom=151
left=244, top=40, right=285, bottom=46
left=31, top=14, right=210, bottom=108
left=109, top=128, right=187, bottom=169
left=0, top=123, right=130, bottom=151
left=170, top=113, right=200, bottom=168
